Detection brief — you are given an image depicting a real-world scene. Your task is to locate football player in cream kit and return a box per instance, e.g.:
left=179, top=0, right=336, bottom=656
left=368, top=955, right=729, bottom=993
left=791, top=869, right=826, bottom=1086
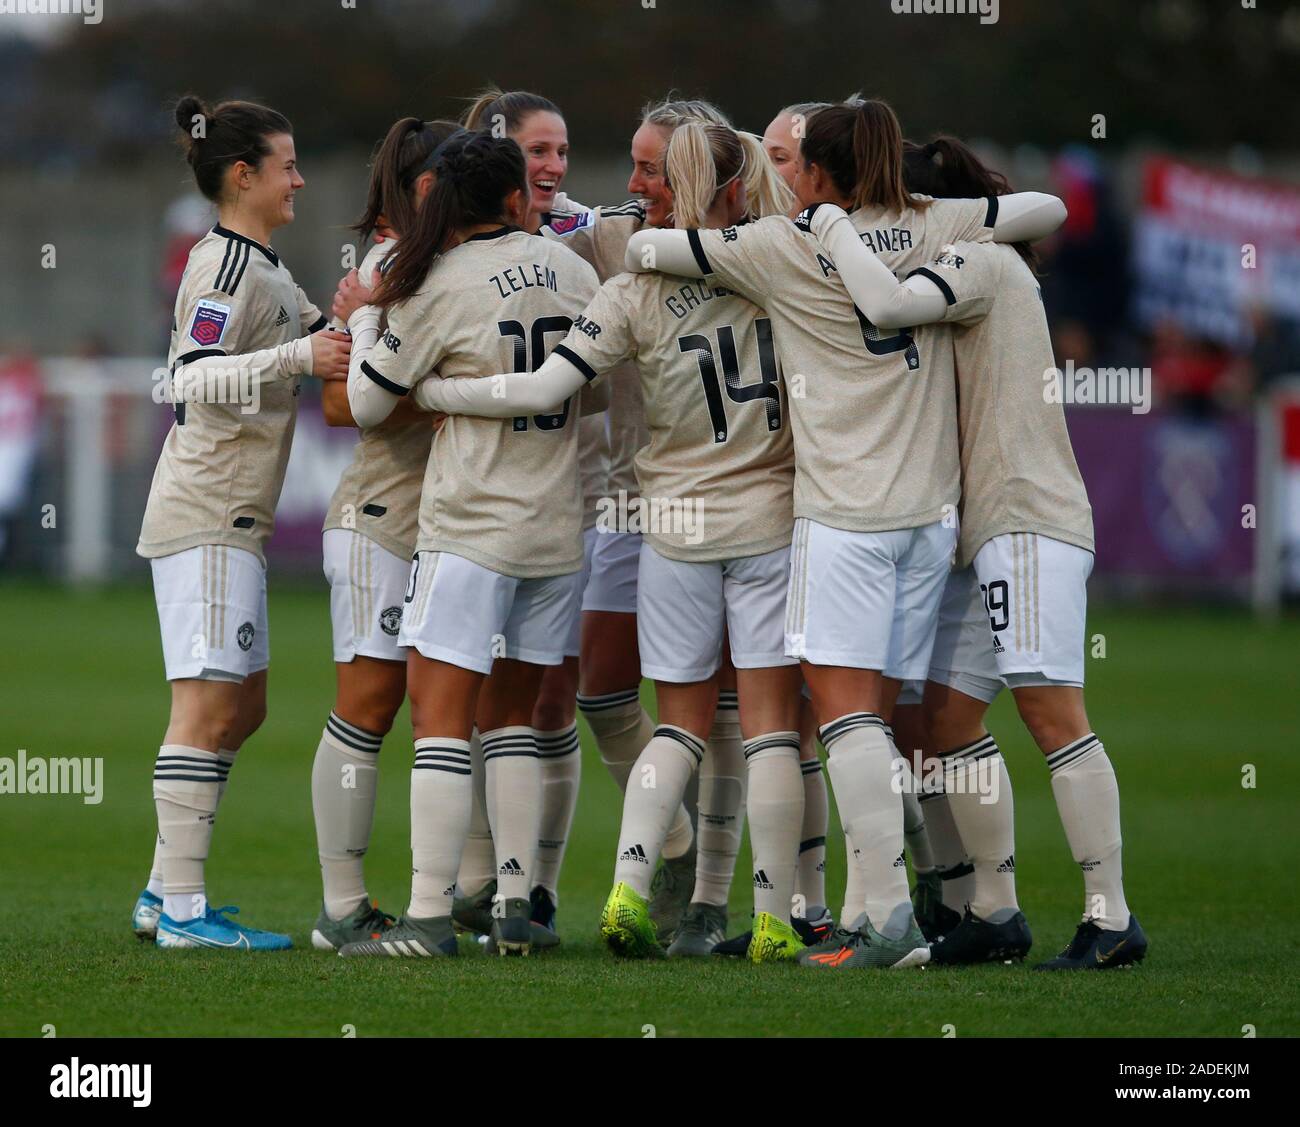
left=814, top=137, right=1146, bottom=972
left=413, top=121, right=808, bottom=965
left=336, top=131, right=599, bottom=959
left=306, top=116, right=463, bottom=951
left=449, top=88, right=607, bottom=947
left=624, top=99, right=1068, bottom=969
left=132, top=97, right=351, bottom=950
left=544, top=97, right=750, bottom=943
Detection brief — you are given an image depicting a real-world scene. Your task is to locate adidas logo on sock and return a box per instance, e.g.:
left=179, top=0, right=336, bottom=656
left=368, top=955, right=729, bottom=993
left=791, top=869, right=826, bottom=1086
left=274, top=304, right=290, bottom=327
left=442, top=885, right=456, bottom=896
left=619, top=844, right=649, bottom=864
left=752, top=869, right=774, bottom=890
left=996, top=855, right=1016, bottom=873
left=498, top=857, right=523, bottom=876
left=1080, top=858, right=1101, bottom=872
left=893, top=852, right=907, bottom=868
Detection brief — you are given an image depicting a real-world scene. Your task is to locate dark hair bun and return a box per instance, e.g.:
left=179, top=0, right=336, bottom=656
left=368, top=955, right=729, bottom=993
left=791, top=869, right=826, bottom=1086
left=174, top=95, right=206, bottom=134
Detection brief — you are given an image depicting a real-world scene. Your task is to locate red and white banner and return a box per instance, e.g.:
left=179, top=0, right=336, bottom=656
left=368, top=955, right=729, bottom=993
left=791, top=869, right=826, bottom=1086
left=1133, top=157, right=1300, bottom=347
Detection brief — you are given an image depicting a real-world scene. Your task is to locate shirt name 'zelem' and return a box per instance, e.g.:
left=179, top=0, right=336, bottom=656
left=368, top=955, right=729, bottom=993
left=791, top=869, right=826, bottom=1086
left=489, top=263, right=560, bottom=299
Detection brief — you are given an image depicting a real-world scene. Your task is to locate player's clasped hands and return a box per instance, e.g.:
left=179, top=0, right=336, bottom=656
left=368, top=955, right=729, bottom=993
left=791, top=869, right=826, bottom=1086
left=332, top=268, right=374, bottom=325
left=310, top=329, right=352, bottom=381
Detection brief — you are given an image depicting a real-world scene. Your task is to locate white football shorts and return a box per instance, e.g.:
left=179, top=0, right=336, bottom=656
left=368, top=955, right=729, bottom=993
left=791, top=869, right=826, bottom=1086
left=583, top=529, right=639, bottom=614
left=564, top=525, right=599, bottom=658
left=972, top=531, right=1092, bottom=687
left=151, top=543, right=269, bottom=682
left=785, top=517, right=956, bottom=678
left=322, top=528, right=411, bottom=664
left=399, top=550, right=583, bottom=674
left=637, top=541, right=796, bottom=683
left=924, top=564, right=1004, bottom=704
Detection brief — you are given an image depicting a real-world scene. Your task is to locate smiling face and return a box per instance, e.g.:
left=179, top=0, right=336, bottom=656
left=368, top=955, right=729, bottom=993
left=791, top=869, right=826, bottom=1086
left=627, top=121, right=674, bottom=228
left=233, top=132, right=303, bottom=232
left=512, top=110, right=568, bottom=219
left=762, top=112, right=800, bottom=191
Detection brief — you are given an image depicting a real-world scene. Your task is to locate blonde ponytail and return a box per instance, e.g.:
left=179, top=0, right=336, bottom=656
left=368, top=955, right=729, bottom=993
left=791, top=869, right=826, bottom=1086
left=736, top=130, right=795, bottom=219
left=664, top=121, right=722, bottom=229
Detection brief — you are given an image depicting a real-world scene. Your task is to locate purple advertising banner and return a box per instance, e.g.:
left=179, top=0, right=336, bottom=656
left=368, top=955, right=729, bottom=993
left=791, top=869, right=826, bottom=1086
left=263, top=402, right=1260, bottom=585
left=1065, top=408, right=1256, bottom=582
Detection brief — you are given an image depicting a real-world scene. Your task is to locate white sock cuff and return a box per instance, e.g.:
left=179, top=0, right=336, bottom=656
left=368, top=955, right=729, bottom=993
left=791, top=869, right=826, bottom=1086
left=576, top=688, right=640, bottom=718
left=712, top=690, right=740, bottom=736
left=800, top=757, right=824, bottom=777
left=534, top=723, right=580, bottom=759
left=818, top=712, right=885, bottom=751
left=325, top=711, right=384, bottom=756
left=481, top=726, right=538, bottom=763
left=154, top=745, right=224, bottom=786
left=217, top=747, right=238, bottom=769
left=1047, top=733, right=1103, bottom=773
left=653, top=724, right=707, bottom=766
left=742, top=731, right=800, bottom=762
left=413, top=737, right=472, bottom=776
left=940, top=733, right=1001, bottom=770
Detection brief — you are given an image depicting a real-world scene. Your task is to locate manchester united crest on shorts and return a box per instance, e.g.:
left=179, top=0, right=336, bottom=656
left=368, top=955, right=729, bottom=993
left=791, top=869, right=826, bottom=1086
left=379, top=606, right=402, bottom=637
left=236, top=621, right=255, bottom=651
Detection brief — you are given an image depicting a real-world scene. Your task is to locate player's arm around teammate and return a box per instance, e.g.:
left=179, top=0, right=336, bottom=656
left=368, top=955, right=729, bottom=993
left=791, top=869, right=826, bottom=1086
left=414, top=121, right=812, bottom=963
left=133, top=97, right=349, bottom=951
left=449, top=90, right=592, bottom=942
left=623, top=98, right=1040, bottom=969
left=337, top=132, right=599, bottom=960
left=828, top=138, right=1142, bottom=970
left=305, top=117, right=464, bottom=952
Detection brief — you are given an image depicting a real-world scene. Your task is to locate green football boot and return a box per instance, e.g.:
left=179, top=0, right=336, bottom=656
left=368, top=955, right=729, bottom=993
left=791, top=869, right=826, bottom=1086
left=311, top=900, right=398, bottom=951
left=337, top=913, right=458, bottom=958
left=748, top=911, right=804, bottom=964
left=666, top=902, right=727, bottom=958
left=600, top=882, right=665, bottom=959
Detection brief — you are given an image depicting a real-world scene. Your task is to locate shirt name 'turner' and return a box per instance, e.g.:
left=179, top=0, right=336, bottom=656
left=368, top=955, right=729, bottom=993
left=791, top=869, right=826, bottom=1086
left=816, top=227, right=915, bottom=278
left=489, top=262, right=559, bottom=299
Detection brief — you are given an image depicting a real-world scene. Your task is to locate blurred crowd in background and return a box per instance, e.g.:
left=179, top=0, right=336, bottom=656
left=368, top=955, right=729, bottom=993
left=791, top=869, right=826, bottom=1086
left=1, top=0, right=1297, bottom=592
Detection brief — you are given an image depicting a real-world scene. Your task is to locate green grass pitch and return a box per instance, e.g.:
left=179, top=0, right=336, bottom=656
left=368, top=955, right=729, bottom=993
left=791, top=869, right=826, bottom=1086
left=1, top=581, right=1296, bottom=1038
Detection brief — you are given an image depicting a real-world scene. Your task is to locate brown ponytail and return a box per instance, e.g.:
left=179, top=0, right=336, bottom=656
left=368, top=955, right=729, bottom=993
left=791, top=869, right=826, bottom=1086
left=372, top=130, right=527, bottom=309
left=903, top=135, right=1037, bottom=272
left=462, top=87, right=562, bottom=136
left=173, top=94, right=292, bottom=203
left=801, top=98, right=926, bottom=214
left=353, top=117, right=461, bottom=240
